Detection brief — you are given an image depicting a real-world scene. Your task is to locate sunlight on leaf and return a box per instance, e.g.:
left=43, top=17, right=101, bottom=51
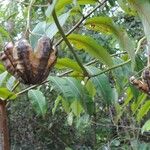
left=71, top=100, right=83, bottom=117
left=55, top=0, right=97, bottom=12
left=56, top=58, right=82, bottom=72
left=0, top=71, right=8, bottom=86
left=137, top=100, right=150, bottom=122
left=45, top=0, right=57, bottom=17
left=0, top=88, right=16, bottom=100
left=141, top=119, right=150, bottom=134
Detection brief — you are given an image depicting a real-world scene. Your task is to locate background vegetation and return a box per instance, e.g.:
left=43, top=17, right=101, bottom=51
left=1, top=0, right=150, bottom=149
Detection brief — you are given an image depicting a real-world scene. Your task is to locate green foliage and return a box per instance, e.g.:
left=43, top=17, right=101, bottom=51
left=52, top=95, right=62, bottom=115
left=68, top=34, right=113, bottom=67
left=30, top=11, right=70, bottom=48
left=126, top=0, right=150, bottom=41
left=55, top=0, right=97, bottom=13
left=56, top=58, right=82, bottom=72
left=85, top=16, right=135, bottom=68
left=0, top=71, right=8, bottom=86
left=0, top=88, right=16, bottom=100
left=86, top=66, right=118, bottom=105
left=1, top=0, right=150, bottom=149
left=45, top=0, right=57, bottom=17
left=137, top=100, right=150, bottom=122
left=142, top=119, right=150, bottom=134
left=28, top=90, right=47, bottom=117
left=70, top=99, right=83, bottom=117
left=6, top=76, right=16, bottom=91
left=131, top=93, right=147, bottom=114
left=48, top=76, right=93, bottom=116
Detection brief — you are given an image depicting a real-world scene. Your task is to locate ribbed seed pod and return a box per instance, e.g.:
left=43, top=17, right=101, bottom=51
left=0, top=36, right=57, bottom=84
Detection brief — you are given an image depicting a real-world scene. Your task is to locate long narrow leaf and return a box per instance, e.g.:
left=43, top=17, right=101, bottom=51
left=86, top=66, right=118, bottom=105
left=85, top=16, right=135, bottom=68
left=68, top=34, right=113, bottom=67
left=55, top=58, right=82, bottom=72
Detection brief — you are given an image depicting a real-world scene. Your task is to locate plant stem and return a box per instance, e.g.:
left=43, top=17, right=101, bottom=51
left=52, top=10, right=89, bottom=76
left=25, top=0, right=35, bottom=38
left=90, top=59, right=131, bottom=77
left=0, top=101, right=9, bottom=150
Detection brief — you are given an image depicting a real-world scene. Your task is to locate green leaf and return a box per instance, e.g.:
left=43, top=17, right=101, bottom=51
left=85, top=16, right=116, bottom=34
left=113, top=58, right=131, bottom=90
left=45, top=0, right=58, bottom=17
left=46, top=11, right=70, bottom=38
left=62, top=98, right=70, bottom=113
left=137, top=100, right=150, bottom=122
left=55, top=58, right=82, bottom=72
left=6, top=76, right=16, bottom=91
left=52, top=95, right=62, bottom=115
left=85, top=16, right=135, bottom=68
left=28, top=89, right=47, bottom=117
left=0, top=88, right=16, bottom=100
left=85, top=80, right=96, bottom=98
left=0, top=26, right=10, bottom=39
left=0, top=71, right=8, bottom=86
left=127, top=0, right=150, bottom=41
left=67, top=112, right=73, bottom=126
left=86, top=66, right=118, bottom=105
left=131, top=93, right=147, bottom=114
left=49, top=76, right=79, bottom=101
left=141, top=120, right=150, bottom=134
left=30, top=11, right=70, bottom=48
left=30, top=21, right=46, bottom=48
left=117, top=0, right=136, bottom=15
left=0, top=64, right=5, bottom=72
left=123, top=87, right=133, bottom=107
left=68, top=34, right=113, bottom=67
left=48, top=76, right=90, bottom=102
left=71, top=100, right=83, bottom=117
left=55, top=0, right=97, bottom=12
left=48, top=76, right=92, bottom=114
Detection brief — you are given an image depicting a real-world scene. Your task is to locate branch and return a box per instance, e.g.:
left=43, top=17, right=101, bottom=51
left=90, top=59, right=131, bottom=77
left=52, top=10, right=89, bottom=76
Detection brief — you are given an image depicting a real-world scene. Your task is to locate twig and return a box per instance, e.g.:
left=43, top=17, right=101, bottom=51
left=25, top=0, right=35, bottom=38
left=52, top=10, right=89, bottom=76
left=91, top=121, right=141, bottom=131
left=90, top=59, right=131, bottom=77
left=11, top=81, right=20, bottom=92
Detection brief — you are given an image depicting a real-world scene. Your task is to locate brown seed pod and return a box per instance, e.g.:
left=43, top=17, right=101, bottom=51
left=0, top=36, right=57, bottom=84
left=130, top=76, right=150, bottom=94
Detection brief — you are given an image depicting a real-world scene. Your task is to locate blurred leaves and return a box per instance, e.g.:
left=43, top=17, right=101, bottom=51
left=28, top=89, right=47, bottom=117
left=0, top=88, right=16, bottom=100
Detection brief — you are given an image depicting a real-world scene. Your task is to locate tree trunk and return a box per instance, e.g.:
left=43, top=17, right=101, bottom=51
left=0, top=100, right=9, bottom=150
